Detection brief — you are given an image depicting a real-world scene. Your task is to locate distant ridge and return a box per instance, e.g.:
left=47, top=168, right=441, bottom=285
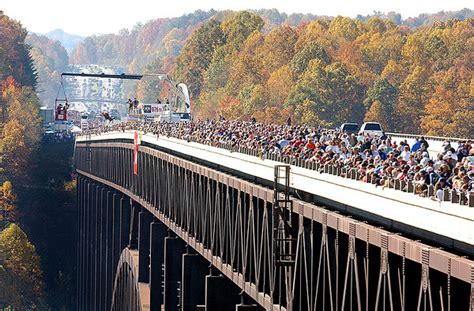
left=43, top=29, right=83, bottom=53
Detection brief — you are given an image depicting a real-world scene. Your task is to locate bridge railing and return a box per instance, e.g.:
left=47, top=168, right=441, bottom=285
left=189, top=138, right=474, bottom=208
left=386, top=132, right=469, bottom=142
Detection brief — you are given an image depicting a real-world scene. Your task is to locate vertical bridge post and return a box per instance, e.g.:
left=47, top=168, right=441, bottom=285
left=273, top=165, right=296, bottom=309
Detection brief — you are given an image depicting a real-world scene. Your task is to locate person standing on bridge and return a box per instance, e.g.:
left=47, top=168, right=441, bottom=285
left=419, top=136, right=429, bottom=150
left=411, top=138, right=422, bottom=152
left=133, top=97, right=139, bottom=112
left=127, top=98, right=133, bottom=113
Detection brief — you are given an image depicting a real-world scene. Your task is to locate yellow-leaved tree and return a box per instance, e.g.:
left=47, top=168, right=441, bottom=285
left=364, top=100, right=389, bottom=129
left=0, top=181, right=17, bottom=223
left=0, top=223, right=46, bottom=309
left=0, top=77, right=41, bottom=181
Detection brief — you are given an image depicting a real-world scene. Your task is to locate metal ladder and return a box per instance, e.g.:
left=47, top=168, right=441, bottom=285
left=273, top=165, right=296, bottom=267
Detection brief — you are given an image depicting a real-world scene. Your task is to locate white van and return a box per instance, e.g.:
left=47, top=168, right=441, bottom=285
left=80, top=115, right=89, bottom=130
left=359, top=122, right=384, bottom=137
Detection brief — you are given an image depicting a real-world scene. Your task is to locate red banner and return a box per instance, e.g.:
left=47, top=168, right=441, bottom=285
left=133, top=131, right=138, bottom=175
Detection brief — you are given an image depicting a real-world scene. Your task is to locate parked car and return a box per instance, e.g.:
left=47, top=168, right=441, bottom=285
left=339, top=123, right=359, bottom=134
left=359, top=122, right=384, bottom=137
left=80, top=114, right=89, bottom=130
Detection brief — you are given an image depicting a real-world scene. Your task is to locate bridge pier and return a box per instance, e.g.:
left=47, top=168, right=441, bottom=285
left=163, top=236, right=186, bottom=311
left=149, top=221, right=167, bottom=311
left=77, top=177, right=85, bottom=311
left=92, top=184, right=100, bottom=310
left=205, top=273, right=241, bottom=311
left=97, top=187, right=108, bottom=311
left=181, top=253, right=208, bottom=310
left=119, top=198, right=131, bottom=250
left=87, top=182, right=97, bottom=310
left=105, top=190, right=116, bottom=311
left=138, top=210, right=153, bottom=282
left=129, top=201, right=140, bottom=249
left=111, top=193, right=122, bottom=307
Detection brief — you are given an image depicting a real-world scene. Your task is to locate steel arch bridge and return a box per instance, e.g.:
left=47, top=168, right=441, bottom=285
left=75, top=140, right=474, bottom=311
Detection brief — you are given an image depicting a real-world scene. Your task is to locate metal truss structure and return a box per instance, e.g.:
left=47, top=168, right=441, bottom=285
left=75, top=141, right=473, bottom=311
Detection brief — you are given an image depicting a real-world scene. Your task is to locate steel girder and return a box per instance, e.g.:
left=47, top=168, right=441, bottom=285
left=75, top=142, right=474, bottom=311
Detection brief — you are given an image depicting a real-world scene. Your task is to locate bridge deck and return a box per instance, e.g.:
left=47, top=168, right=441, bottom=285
left=77, top=132, right=474, bottom=253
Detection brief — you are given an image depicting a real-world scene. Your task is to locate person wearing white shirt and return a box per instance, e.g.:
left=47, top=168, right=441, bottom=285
left=400, top=145, right=411, bottom=162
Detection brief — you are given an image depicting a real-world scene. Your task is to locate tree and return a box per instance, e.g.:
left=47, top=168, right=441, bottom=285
left=290, top=41, right=330, bottom=75
left=225, top=31, right=265, bottom=96
left=294, top=98, right=328, bottom=126
left=258, top=25, right=298, bottom=74
left=0, top=223, right=46, bottom=309
left=0, top=181, right=17, bottom=224
left=364, top=100, right=389, bottom=128
left=287, top=60, right=365, bottom=126
left=175, top=19, right=225, bottom=98
left=266, top=65, right=295, bottom=108
left=420, top=67, right=473, bottom=136
left=0, top=120, right=31, bottom=180
left=0, top=12, right=37, bottom=88
left=221, top=11, right=264, bottom=50
left=238, top=84, right=266, bottom=117
left=218, top=95, right=241, bottom=119
left=328, top=16, right=363, bottom=41
left=0, top=77, right=41, bottom=181
left=26, top=34, right=69, bottom=107
left=364, top=78, right=398, bottom=128
left=381, top=59, right=406, bottom=86
left=395, top=66, right=432, bottom=133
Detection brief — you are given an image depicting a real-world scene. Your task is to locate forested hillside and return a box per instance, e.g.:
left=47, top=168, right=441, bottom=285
left=174, top=12, right=473, bottom=137
left=26, top=33, right=69, bottom=108
left=68, top=9, right=333, bottom=72
left=67, top=8, right=473, bottom=137
left=0, top=11, right=47, bottom=310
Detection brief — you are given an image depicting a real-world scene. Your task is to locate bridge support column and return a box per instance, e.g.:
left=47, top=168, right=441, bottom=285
left=105, top=190, right=115, bottom=311
left=77, top=177, right=86, bottom=311
left=92, top=184, right=101, bottom=310
left=205, top=273, right=241, bottom=311
left=129, top=201, right=140, bottom=249
left=181, top=253, right=208, bottom=310
left=98, top=187, right=108, bottom=311
left=163, top=237, right=186, bottom=311
left=112, top=194, right=122, bottom=273
left=138, top=210, right=153, bottom=282
left=86, top=182, right=97, bottom=311
left=120, top=197, right=131, bottom=250
left=149, top=221, right=167, bottom=311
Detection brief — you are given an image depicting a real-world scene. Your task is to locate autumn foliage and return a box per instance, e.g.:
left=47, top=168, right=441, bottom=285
left=173, top=13, right=473, bottom=137
left=0, top=223, right=45, bottom=309
left=0, top=11, right=46, bottom=309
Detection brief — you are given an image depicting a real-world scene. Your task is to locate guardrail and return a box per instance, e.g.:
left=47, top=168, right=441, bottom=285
left=186, top=138, right=474, bottom=208
left=387, top=132, right=470, bottom=142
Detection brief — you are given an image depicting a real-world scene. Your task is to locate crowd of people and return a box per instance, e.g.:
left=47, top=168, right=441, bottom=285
left=43, top=130, right=74, bottom=143
left=84, top=119, right=474, bottom=204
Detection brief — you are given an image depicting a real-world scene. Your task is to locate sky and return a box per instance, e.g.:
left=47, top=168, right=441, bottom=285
left=2, top=0, right=472, bottom=36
